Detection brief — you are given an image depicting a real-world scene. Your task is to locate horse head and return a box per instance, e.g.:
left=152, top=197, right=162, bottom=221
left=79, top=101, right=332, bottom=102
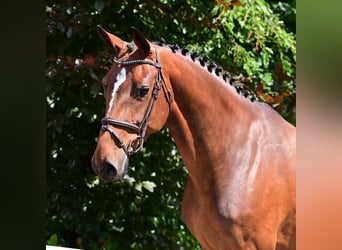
left=92, top=26, right=172, bottom=181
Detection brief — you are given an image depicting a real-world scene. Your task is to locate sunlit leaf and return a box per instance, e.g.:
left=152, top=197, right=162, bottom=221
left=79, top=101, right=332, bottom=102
left=142, top=181, right=157, bottom=193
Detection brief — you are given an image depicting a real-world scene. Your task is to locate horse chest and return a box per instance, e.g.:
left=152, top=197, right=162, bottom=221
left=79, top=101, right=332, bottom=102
left=181, top=174, right=266, bottom=249
left=181, top=178, right=241, bottom=249
left=181, top=182, right=222, bottom=248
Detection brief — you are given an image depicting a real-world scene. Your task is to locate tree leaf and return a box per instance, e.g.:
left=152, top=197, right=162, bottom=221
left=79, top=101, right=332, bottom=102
left=142, top=181, right=157, bottom=193
left=47, top=233, right=58, bottom=246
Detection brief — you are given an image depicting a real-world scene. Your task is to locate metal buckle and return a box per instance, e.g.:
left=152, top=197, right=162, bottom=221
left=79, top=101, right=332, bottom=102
left=127, top=136, right=144, bottom=155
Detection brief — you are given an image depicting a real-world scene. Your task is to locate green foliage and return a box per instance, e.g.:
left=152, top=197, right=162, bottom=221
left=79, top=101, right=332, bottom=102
left=47, top=234, right=58, bottom=246
left=46, top=0, right=295, bottom=249
left=207, top=0, right=296, bottom=123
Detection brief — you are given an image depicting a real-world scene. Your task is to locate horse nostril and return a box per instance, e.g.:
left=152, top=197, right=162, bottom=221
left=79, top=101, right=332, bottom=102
left=103, top=161, right=117, bottom=179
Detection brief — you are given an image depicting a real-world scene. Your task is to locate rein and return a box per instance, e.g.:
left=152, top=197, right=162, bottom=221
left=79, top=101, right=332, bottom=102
left=101, top=47, right=172, bottom=156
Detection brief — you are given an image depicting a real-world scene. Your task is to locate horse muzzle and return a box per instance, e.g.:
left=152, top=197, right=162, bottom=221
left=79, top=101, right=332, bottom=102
left=91, top=152, right=129, bottom=182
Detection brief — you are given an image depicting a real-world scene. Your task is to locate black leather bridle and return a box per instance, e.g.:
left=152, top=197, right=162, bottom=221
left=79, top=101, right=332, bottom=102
left=101, top=47, right=172, bottom=156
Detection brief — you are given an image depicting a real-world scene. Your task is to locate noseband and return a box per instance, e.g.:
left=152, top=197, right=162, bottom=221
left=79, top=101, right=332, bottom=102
left=101, top=47, right=172, bottom=156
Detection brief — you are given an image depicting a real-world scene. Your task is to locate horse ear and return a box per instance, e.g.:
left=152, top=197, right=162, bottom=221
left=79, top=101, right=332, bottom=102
left=97, top=25, right=126, bottom=56
left=131, top=27, right=151, bottom=55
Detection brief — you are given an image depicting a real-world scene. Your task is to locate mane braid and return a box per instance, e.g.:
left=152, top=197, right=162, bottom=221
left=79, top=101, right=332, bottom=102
left=149, top=38, right=259, bottom=102
left=151, top=39, right=259, bottom=103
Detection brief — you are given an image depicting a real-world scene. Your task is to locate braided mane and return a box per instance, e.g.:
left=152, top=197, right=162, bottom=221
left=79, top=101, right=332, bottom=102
left=153, top=38, right=258, bottom=103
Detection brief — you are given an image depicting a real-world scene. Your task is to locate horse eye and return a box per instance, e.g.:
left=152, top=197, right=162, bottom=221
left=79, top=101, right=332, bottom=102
left=138, top=86, right=150, bottom=97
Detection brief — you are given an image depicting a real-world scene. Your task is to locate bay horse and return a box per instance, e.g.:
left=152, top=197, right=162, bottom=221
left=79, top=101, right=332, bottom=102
left=91, top=26, right=296, bottom=250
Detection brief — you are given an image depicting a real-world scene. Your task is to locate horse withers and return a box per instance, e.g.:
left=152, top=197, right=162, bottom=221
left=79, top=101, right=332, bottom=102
left=91, top=26, right=296, bottom=250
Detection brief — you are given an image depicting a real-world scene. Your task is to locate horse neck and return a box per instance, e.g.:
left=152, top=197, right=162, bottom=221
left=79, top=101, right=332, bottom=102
left=161, top=48, right=255, bottom=178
